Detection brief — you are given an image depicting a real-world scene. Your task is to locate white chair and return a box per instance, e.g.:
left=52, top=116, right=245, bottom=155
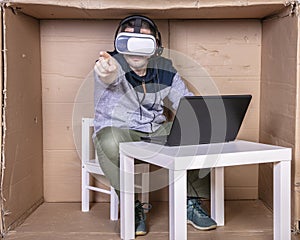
left=81, top=118, right=150, bottom=220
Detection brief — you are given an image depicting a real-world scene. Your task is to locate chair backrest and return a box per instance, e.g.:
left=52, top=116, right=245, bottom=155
left=82, top=118, right=96, bottom=164
left=82, top=118, right=106, bottom=176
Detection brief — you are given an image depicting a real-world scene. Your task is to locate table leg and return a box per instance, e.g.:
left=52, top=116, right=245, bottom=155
left=120, top=153, right=135, bottom=240
left=210, top=167, right=224, bottom=226
left=169, top=170, right=187, bottom=240
left=273, top=161, right=291, bottom=240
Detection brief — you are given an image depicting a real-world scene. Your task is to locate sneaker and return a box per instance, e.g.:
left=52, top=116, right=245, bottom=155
left=187, top=198, right=217, bottom=231
left=135, top=200, right=152, bottom=236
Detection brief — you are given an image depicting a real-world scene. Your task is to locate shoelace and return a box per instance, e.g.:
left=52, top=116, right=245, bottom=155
left=135, top=202, right=152, bottom=223
left=190, top=200, right=209, bottom=218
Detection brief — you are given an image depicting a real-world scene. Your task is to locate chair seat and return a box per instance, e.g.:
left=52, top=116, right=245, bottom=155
left=84, top=159, right=105, bottom=175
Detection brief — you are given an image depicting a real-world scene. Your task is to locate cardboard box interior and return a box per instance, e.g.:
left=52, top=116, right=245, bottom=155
left=260, top=6, right=298, bottom=207
left=1, top=0, right=300, bottom=234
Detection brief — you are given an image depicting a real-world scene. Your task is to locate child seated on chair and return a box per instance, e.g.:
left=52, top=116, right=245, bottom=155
left=93, top=15, right=216, bottom=236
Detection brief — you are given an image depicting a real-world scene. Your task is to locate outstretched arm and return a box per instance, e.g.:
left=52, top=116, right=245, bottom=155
left=94, top=51, right=118, bottom=85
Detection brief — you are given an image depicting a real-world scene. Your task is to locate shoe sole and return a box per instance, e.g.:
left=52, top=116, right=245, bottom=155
left=187, top=220, right=217, bottom=231
left=135, top=231, right=147, bottom=236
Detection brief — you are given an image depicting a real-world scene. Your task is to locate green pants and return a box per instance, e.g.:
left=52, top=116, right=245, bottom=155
left=93, top=124, right=210, bottom=199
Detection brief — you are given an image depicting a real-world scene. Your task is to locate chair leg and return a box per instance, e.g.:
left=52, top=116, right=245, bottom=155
left=110, top=187, right=119, bottom=221
left=82, top=166, right=90, bottom=212
left=141, top=165, right=150, bottom=204
left=140, top=164, right=150, bottom=213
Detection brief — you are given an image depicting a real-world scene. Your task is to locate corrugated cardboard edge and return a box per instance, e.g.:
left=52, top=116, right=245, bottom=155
left=0, top=3, right=7, bottom=237
left=2, top=0, right=289, bottom=20
left=294, top=2, right=300, bottom=233
left=4, top=0, right=288, bottom=9
left=0, top=0, right=298, bottom=235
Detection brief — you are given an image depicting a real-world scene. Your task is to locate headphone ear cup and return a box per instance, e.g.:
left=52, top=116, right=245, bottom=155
left=155, top=38, right=163, bottom=56
left=156, top=46, right=164, bottom=56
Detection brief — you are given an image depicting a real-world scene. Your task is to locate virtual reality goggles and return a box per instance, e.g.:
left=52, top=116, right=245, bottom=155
left=115, top=32, right=157, bottom=56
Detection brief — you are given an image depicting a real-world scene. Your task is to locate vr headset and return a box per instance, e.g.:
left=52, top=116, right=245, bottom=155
left=115, top=32, right=156, bottom=56
left=114, top=15, right=163, bottom=57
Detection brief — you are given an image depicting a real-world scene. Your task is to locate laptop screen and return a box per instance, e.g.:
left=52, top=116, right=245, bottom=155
left=166, top=95, right=252, bottom=146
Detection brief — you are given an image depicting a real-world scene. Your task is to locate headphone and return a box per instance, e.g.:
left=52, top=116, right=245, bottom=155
left=114, top=15, right=164, bottom=56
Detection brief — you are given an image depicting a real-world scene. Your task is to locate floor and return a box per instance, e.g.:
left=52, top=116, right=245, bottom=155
left=4, top=200, right=300, bottom=240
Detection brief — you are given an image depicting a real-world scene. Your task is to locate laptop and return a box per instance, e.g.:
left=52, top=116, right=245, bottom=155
left=141, top=95, right=252, bottom=146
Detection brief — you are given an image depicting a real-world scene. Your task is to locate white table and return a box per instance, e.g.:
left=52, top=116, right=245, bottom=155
left=119, top=140, right=291, bottom=240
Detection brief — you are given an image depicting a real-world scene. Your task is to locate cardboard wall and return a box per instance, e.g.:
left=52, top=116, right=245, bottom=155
left=260, top=8, right=298, bottom=223
left=41, top=20, right=101, bottom=202
left=41, top=19, right=261, bottom=202
left=170, top=20, right=261, bottom=199
left=41, top=20, right=119, bottom=202
left=2, top=9, right=43, bottom=230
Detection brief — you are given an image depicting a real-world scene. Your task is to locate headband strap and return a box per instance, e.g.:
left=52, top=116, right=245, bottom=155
left=133, top=18, right=142, bottom=33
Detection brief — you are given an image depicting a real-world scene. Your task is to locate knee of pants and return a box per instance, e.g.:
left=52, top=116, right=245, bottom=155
left=94, top=126, right=128, bottom=165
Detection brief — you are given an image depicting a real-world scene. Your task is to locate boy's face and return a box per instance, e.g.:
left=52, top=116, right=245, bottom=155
left=123, top=27, right=152, bottom=71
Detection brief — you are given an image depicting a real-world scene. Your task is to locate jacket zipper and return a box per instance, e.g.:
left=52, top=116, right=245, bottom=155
left=142, top=79, right=147, bottom=94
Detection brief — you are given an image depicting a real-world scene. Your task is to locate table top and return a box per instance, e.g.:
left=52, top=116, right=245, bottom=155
left=120, top=140, right=291, bottom=170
